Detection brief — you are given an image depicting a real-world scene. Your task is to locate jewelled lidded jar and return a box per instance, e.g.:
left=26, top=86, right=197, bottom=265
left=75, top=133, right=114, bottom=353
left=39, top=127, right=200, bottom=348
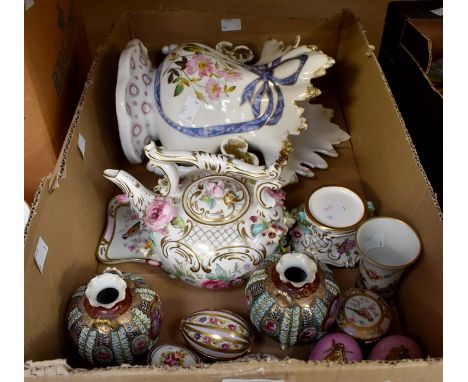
left=336, top=288, right=391, bottom=343
left=245, top=252, right=340, bottom=350
left=65, top=268, right=162, bottom=366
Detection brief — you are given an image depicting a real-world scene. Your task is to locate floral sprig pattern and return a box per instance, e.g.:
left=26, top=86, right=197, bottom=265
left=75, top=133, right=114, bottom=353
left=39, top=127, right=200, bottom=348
left=288, top=208, right=312, bottom=242
left=250, top=216, right=287, bottom=246
left=160, top=351, right=187, bottom=367
left=164, top=44, right=242, bottom=103
left=199, top=180, right=242, bottom=210
left=335, top=238, right=357, bottom=256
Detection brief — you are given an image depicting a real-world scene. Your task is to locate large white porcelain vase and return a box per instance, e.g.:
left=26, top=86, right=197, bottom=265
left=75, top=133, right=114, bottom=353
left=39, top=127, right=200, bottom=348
left=116, top=38, right=335, bottom=165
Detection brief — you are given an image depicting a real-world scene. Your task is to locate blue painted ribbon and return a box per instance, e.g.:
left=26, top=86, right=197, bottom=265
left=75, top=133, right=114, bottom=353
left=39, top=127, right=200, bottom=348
left=153, top=53, right=309, bottom=138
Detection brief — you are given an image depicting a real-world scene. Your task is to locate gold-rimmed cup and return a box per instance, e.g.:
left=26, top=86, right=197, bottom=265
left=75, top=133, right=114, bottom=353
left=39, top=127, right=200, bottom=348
left=290, top=185, right=368, bottom=268
left=356, top=216, right=422, bottom=298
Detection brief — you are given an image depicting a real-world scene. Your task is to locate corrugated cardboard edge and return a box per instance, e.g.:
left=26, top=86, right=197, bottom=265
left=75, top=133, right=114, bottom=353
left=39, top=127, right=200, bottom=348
left=353, top=14, right=442, bottom=219
left=400, top=19, right=443, bottom=97
left=24, top=16, right=125, bottom=241
left=24, top=358, right=442, bottom=377
left=24, top=176, right=49, bottom=241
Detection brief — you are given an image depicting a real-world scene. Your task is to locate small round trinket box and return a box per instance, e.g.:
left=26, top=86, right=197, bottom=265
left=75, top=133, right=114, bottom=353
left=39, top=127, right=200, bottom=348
left=308, top=333, right=363, bottom=362
left=289, top=186, right=368, bottom=268
left=147, top=344, right=202, bottom=367
left=368, top=335, right=423, bottom=360
left=180, top=309, right=254, bottom=360
left=336, top=288, right=391, bottom=342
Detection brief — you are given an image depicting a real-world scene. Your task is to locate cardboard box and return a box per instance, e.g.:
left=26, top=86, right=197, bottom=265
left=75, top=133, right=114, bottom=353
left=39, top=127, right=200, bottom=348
left=24, top=9, right=443, bottom=381
left=379, top=1, right=443, bottom=205
left=24, top=0, right=92, bottom=203
left=80, top=0, right=395, bottom=56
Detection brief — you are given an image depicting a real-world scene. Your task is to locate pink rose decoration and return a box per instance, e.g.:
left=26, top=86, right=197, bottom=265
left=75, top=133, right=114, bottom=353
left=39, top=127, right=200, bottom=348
left=144, top=197, right=176, bottom=234
left=266, top=187, right=286, bottom=206
left=216, top=69, right=242, bottom=82
left=289, top=227, right=305, bottom=242
left=207, top=181, right=225, bottom=197
left=265, top=320, right=277, bottom=334
left=186, top=54, right=214, bottom=77
left=116, top=194, right=129, bottom=204
left=205, top=78, right=222, bottom=101
left=200, top=279, right=229, bottom=289
left=249, top=216, right=259, bottom=223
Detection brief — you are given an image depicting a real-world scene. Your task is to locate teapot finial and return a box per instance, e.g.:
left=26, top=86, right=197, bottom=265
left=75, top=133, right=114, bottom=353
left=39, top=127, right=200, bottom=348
left=103, top=169, right=156, bottom=221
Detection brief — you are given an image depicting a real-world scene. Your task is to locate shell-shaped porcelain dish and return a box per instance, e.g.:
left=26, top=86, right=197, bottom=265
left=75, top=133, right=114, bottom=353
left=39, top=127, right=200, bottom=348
left=180, top=309, right=254, bottom=360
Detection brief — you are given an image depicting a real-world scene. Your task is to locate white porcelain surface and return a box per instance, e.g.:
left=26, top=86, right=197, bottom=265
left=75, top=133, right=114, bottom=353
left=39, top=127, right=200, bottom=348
left=275, top=252, right=317, bottom=288
left=289, top=187, right=367, bottom=268
left=104, top=142, right=293, bottom=288
left=356, top=217, right=421, bottom=297
left=85, top=268, right=127, bottom=309
left=116, top=38, right=334, bottom=165
left=309, top=186, right=365, bottom=228
left=96, top=195, right=155, bottom=264
left=286, top=103, right=350, bottom=179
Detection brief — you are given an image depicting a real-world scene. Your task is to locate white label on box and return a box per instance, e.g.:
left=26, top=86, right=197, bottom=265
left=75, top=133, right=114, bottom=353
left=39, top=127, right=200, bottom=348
left=362, top=233, right=385, bottom=252
left=178, top=96, right=202, bottom=124
left=34, top=236, right=49, bottom=274
left=223, top=380, right=284, bottom=382
left=78, top=133, right=86, bottom=158
left=431, top=7, right=443, bottom=16
left=221, top=19, right=242, bottom=32
left=24, top=0, right=35, bottom=10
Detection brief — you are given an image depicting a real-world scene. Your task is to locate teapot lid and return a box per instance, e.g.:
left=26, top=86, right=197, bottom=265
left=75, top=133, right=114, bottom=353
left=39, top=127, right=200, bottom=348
left=182, top=175, right=250, bottom=225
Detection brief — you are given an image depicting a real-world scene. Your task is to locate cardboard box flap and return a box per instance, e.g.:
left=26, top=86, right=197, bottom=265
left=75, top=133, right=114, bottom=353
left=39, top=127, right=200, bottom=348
left=334, top=11, right=442, bottom=357
left=401, top=19, right=443, bottom=74
left=25, top=358, right=442, bottom=381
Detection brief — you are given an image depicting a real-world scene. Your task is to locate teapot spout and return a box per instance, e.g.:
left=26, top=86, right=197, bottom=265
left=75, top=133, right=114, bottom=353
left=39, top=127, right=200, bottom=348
left=103, top=169, right=156, bottom=221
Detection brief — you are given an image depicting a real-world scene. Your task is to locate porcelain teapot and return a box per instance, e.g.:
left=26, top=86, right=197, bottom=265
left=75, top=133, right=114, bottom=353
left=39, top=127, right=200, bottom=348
left=104, top=142, right=293, bottom=289
left=116, top=38, right=335, bottom=165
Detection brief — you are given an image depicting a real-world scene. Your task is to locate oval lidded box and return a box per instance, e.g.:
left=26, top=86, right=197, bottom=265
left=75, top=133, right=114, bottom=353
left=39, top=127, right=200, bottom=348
left=180, top=309, right=254, bottom=360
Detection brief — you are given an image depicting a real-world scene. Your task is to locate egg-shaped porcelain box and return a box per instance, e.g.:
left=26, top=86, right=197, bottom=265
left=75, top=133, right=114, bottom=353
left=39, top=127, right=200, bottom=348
left=180, top=309, right=254, bottom=360
left=245, top=252, right=340, bottom=350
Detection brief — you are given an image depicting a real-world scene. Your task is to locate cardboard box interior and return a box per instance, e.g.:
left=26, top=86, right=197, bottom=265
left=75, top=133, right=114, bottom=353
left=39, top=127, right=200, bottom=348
left=80, top=0, right=395, bottom=56
left=24, top=0, right=92, bottom=203
left=24, top=8, right=442, bottom=379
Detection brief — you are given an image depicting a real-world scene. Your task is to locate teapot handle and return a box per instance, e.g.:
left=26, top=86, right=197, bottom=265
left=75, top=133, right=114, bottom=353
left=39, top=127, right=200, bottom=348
left=144, top=141, right=289, bottom=208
